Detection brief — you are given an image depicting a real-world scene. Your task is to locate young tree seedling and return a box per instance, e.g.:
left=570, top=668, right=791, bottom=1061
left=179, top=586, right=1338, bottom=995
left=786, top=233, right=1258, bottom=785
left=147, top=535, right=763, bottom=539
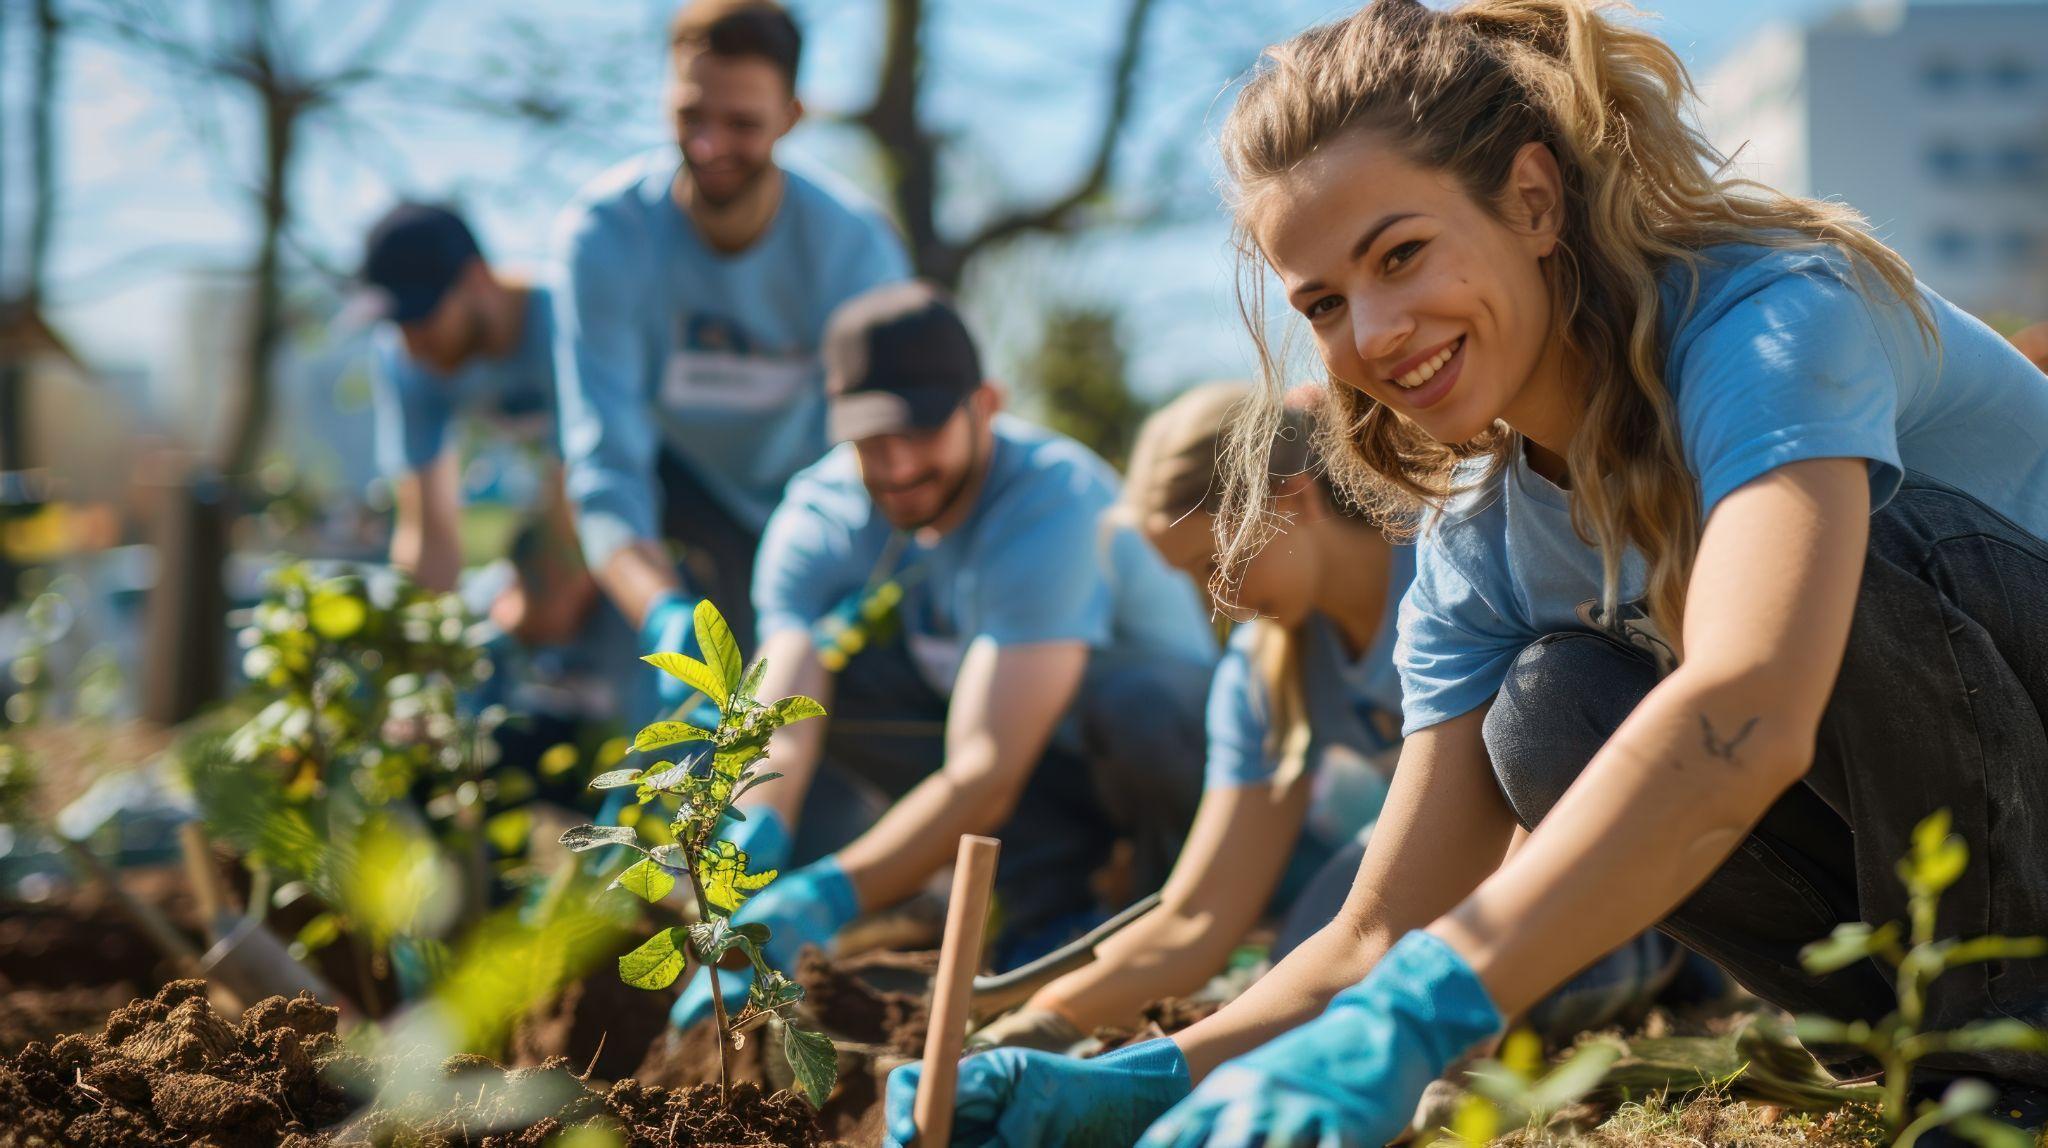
left=557, top=598, right=837, bottom=1107
left=1795, top=809, right=2048, bottom=1146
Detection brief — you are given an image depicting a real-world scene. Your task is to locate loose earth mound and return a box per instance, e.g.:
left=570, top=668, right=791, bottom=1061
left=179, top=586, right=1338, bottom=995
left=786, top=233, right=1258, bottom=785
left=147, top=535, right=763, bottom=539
left=0, top=980, right=830, bottom=1147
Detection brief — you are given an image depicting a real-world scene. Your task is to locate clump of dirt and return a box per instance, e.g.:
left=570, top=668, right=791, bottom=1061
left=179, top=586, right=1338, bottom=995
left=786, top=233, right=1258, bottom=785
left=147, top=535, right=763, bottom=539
left=0, top=979, right=352, bottom=1146
left=0, top=979, right=832, bottom=1147
left=1090, top=996, right=1224, bottom=1054
left=798, top=946, right=935, bottom=1057
left=634, top=1015, right=878, bottom=1145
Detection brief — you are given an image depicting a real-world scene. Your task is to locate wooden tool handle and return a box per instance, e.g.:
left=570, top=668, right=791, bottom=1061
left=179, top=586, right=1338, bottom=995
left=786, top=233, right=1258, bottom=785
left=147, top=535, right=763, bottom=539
left=914, top=834, right=1001, bottom=1147
left=178, top=821, right=230, bottom=933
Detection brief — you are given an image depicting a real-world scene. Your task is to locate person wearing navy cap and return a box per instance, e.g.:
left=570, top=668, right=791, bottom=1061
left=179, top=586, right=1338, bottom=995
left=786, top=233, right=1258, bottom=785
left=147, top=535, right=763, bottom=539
left=664, top=280, right=1219, bottom=1032
left=356, top=203, right=625, bottom=716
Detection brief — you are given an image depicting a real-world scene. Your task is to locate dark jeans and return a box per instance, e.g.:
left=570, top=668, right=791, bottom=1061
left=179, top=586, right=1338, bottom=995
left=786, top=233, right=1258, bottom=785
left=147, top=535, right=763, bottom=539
left=657, top=449, right=762, bottom=646
left=1271, top=833, right=1689, bottom=1043
left=1484, top=475, right=2048, bottom=1086
left=821, top=632, right=1210, bottom=958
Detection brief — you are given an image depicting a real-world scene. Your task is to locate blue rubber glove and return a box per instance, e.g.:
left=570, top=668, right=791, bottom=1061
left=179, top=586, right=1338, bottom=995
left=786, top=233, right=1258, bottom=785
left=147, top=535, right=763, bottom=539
left=718, top=804, right=792, bottom=876
left=669, top=854, right=858, bottom=1031
left=883, top=1038, right=1190, bottom=1147
left=1138, top=930, right=1502, bottom=1148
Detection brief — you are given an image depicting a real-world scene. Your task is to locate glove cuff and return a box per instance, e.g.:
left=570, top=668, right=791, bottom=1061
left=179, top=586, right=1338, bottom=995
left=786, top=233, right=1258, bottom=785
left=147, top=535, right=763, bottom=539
left=1097, top=1036, right=1193, bottom=1096
left=639, top=591, right=692, bottom=652
left=1334, top=930, right=1503, bottom=1064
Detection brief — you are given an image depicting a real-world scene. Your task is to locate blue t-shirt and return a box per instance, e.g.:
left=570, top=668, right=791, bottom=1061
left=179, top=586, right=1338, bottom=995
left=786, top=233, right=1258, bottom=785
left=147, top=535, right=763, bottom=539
left=370, top=286, right=557, bottom=478
left=1205, top=545, right=1414, bottom=892
left=1399, top=242, right=2048, bottom=733
left=552, top=149, right=912, bottom=569
left=754, top=414, right=1216, bottom=696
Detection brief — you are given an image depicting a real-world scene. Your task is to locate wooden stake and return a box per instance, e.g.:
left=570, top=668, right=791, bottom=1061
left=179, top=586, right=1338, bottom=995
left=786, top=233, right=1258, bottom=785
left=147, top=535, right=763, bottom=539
left=178, top=821, right=229, bottom=937
left=914, top=834, right=1001, bottom=1147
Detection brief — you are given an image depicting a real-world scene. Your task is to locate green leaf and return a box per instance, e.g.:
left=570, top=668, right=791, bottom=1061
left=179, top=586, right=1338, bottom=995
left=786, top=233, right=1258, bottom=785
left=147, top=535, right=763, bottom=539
left=1948, top=1113, right=2042, bottom=1148
left=588, top=768, right=643, bottom=790
left=771, top=696, right=827, bottom=726
left=1791, top=1014, right=1864, bottom=1046
left=1800, top=921, right=1902, bottom=973
left=642, top=652, right=728, bottom=708
left=1922, top=1019, right=2048, bottom=1056
left=751, top=967, right=805, bottom=1011
left=696, top=839, right=777, bottom=915
left=485, top=808, right=532, bottom=855
left=738, top=658, right=768, bottom=703
left=1942, top=935, right=2048, bottom=968
left=619, top=927, right=689, bottom=990
left=293, top=912, right=343, bottom=955
left=634, top=721, right=715, bottom=753
left=559, top=824, right=639, bottom=852
left=1901, top=809, right=1969, bottom=896
left=734, top=772, right=785, bottom=802
left=688, top=918, right=763, bottom=964
left=308, top=589, right=367, bottom=641
left=610, top=858, right=678, bottom=903
left=1527, top=1040, right=1623, bottom=1113
left=733, top=922, right=772, bottom=948
left=694, top=599, right=744, bottom=694
left=782, top=1023, right=839, bottom=1107
left=536, top=743, right=579, bottom=778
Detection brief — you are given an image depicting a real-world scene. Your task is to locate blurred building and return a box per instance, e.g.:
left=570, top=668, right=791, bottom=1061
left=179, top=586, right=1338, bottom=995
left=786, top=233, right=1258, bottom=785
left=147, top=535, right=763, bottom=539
left=1700, top=0, right=2048, bottom=319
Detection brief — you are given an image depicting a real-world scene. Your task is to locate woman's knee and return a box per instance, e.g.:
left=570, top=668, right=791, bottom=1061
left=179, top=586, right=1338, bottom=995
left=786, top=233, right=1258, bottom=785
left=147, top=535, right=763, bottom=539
left=1484, top=633, right=1659, bottom=829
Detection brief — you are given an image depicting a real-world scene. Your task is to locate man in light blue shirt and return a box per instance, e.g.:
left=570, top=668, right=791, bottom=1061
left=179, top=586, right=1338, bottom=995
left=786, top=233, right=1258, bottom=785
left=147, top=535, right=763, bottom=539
left=667, top=282, right=1217, bottom=1030
left=552, top=0, right=910, bottom=716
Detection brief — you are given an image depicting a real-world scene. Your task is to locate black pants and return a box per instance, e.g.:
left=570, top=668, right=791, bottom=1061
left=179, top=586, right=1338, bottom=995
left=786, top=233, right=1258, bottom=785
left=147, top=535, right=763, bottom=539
left=819, top=633, right=1210, bottom=961
left=1483, top=475, right=2048, bottom=1087
left=657, top=449, right=762, bottom=646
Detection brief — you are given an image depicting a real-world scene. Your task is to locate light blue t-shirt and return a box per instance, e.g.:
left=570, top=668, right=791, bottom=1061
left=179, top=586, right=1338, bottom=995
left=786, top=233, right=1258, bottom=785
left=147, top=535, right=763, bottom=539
left=552, top=148, right=913, bottom=569
left=754, top=414, right=1216, bottom=696
left=1205, top=545, right=1414, bottom=891
left=1399, top=242, right=2048, bottom=733
left=370, top=286, right=557, bottom=478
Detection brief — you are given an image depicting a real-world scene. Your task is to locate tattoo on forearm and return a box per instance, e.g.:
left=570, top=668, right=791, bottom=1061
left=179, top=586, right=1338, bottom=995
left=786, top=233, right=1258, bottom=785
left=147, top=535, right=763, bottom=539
left=1698, top=714, right=1761, bottom=765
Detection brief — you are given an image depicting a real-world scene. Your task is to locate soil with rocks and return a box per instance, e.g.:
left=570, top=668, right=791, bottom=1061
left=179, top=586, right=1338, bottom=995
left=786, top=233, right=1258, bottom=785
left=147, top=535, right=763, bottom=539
left=0, top=979, right=833, bottom=1147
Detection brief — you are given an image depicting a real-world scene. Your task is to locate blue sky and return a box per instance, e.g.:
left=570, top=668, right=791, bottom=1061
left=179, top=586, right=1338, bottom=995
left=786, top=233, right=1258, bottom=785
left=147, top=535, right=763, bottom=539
left=21, top=0, right=2043, bottom=409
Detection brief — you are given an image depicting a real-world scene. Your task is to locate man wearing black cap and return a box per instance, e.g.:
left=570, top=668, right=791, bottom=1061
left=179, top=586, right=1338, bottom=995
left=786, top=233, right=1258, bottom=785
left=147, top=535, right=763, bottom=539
left=357, top=201, right=619, bottom=716
left=357, top=205, right=563, bottom=596
left=666, top=280, right=1218, bottom=1030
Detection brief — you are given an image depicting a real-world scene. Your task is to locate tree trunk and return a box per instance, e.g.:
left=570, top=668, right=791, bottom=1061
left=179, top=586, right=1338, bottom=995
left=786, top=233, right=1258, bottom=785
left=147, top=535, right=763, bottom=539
left=222, top=91, right=294, bottom=480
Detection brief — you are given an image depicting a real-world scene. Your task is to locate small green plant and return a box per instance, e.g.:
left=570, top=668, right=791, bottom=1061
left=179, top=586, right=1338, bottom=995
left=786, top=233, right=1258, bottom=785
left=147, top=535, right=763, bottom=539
left=556, top=598, right=836, bottom=1108
left=1441, top=1029, right=1622, bottom=1143
left=1795, top=809, right=2048, bottom=1146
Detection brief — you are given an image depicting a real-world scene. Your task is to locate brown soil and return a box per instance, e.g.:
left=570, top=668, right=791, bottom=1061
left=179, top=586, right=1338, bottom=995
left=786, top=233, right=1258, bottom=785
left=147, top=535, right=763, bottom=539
left=797, top=947, right=935, bottom=1058
left=511, top=960, right=680, bottom=1082
left=0, top=975, right=137, bottom=1055
left=1089, top=996, right=1224, bottom=1054
left=634, top=1013, right=881, bottom=1146
left=0, top=979, right=831, bottom=1147
left=0, top=979, right=354, bottom=1146
left=0, top=867, right=204, bottom=991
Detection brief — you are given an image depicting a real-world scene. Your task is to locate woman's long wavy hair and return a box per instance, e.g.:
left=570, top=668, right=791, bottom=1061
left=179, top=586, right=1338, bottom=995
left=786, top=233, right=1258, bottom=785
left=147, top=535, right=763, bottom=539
left=1125, top=382, right=1378, bottom=778
left=1215, top=0, right=1932, bottom=653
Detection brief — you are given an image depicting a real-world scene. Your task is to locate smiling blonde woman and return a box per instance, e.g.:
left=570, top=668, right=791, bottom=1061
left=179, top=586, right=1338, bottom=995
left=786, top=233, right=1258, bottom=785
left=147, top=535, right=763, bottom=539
left=884, top=1, right=2048, bottom=1145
